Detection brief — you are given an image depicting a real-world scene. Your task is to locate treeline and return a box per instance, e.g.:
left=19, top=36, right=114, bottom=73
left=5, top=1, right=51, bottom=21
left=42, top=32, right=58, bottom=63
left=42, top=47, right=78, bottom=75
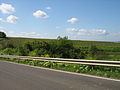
left=0, top=36, right=101, bottom=59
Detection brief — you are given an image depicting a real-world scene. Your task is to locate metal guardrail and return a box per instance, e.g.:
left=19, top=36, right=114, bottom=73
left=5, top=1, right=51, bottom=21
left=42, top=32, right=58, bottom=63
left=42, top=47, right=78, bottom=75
left=0, top=55, right=120, bottom=67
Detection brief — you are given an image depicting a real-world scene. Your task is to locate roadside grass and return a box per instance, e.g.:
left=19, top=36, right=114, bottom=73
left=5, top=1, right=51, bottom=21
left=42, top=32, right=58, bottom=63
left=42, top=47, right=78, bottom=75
left=0, top=57, right=120, bottom=79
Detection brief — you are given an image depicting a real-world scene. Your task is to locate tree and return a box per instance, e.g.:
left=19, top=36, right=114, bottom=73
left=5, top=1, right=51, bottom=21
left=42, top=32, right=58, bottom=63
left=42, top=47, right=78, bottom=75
left=48, top=41, right=58, bottom=57
left=0, top=32, right=6, bottom=38
left=23, top=41, right=49, bottom=51
left=57, top=36, right=61, bottom=39
left=56, top=36, right=74, bottom=58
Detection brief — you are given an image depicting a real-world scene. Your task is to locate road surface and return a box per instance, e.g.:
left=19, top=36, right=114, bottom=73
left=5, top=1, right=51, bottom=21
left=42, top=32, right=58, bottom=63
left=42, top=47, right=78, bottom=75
left=0, top=61, right=120, bottom=90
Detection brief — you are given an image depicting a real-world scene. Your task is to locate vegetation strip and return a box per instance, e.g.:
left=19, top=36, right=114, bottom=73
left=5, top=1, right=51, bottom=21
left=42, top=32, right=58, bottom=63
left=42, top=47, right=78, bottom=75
left=0, top=36, right=120, bottom=61
left=0, top=57, right=120, bottom=79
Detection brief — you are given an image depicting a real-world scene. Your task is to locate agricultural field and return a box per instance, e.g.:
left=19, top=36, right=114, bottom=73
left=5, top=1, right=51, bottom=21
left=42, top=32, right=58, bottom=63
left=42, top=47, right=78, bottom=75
left=0, top=37, right=120, bottom=61
left=1, top=37, right=120, bottom=47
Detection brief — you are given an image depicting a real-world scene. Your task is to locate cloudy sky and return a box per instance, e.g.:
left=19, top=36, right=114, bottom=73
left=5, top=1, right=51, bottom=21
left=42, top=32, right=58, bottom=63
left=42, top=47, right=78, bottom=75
left=0, top=0, right=120, bottom=41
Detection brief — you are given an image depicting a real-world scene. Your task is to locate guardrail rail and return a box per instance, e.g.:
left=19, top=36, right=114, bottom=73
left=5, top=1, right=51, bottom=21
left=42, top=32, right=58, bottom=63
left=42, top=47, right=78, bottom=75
left=0, top=55, right=120, bottom=67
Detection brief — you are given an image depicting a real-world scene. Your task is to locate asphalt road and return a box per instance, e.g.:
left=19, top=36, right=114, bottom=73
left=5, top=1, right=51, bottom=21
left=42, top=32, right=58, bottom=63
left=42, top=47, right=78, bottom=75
left=0, top=61, right=120, bottom=90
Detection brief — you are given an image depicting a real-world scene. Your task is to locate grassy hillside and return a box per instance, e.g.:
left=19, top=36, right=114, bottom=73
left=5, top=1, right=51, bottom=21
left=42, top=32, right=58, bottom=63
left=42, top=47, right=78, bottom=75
left=0, top=37, right=120, bottom=47
left=0, top=37, right=55, bottom=48
left=0, top=37, right=120, bottom=60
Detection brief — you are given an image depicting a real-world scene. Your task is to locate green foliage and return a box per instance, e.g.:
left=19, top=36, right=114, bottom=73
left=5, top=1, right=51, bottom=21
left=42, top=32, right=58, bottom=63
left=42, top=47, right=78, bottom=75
left=69, top=48, right=86, bottom=59
left=87, top=46, right=98, bottom=59
left=0, top=36, right=120, bottom=60
left=23, top=41, right=49, bottom=51
left=37, top=48, right=48, bottom=56
left=56, top=36, right=74, bottom=58
left=0, top=32, right=6, bottom=38
left=16, top=46, right=29, bottom=56
left=0, top=48, right=15, bottom=55
left=0, top=42, right=15, bottom=49
left=0, top=37, right=120, bottom=49
left=28, top=51, right=38, bottom=57
left=48, top=41, right=58, bottom=57
left=28, top=48, right=48, bottom=57
left=47, top=36, right=74, bottom=58
left=41, top=54, right=50, bottom=57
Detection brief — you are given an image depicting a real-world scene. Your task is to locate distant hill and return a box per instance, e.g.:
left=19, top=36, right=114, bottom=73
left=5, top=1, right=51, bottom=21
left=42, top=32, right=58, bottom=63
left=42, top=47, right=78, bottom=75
left=0, top=37, right=120, bottom=48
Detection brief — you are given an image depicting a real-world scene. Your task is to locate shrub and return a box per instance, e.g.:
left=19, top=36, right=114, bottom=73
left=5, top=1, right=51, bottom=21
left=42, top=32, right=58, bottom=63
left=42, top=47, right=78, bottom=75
left=29, top=51, right=38, bottom=57
left=23, top=41, right=49, bottom=51
left=41, top=54, right=50, bottom=58
left=16, top=46, right=29, bottom=56
left=0, top=32, right=6, bottom=38
left=56, top=36, right=74, bottom=58
left=0, top=48, right=15, bottom=55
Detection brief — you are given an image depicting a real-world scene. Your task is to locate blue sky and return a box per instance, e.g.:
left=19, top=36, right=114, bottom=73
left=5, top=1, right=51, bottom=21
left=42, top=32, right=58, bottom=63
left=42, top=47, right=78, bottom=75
left=0, top=0, right=120, bottom=41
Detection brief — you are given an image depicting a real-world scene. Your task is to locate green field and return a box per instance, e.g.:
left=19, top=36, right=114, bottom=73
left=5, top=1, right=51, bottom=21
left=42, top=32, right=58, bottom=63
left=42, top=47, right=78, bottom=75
left=0, top=37, right=55, bottom=48
left=0, top=37, right=120, bottom=60
left=1, top=37, right=120, bottom=47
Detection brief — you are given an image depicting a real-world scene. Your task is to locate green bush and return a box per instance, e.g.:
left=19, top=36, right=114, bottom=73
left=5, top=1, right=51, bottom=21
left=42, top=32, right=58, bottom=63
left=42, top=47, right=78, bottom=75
left=55, top=36, right=74, bottom=58
left=16, top=46, right=29, bottom=56
left=41, top=54, right=50, bottom=57
left=0, top=48, right=15, bottom=55
left=29, top=51, right=38, bottom=57
left=23, top=41, right=49, bottom=51
left=0, top=32, right=6, bottom=38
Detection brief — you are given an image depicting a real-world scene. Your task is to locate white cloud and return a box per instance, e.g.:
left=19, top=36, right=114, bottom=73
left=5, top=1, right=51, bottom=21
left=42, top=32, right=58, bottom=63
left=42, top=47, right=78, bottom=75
left=0, top=3, right=15, bottom=14
left=8, top=31, right=54, bottom=38
left=7, top=15, right=18, bottom=24
left=103, top=32, right=120, bottom=42
left=33, top=10, right=48, bottom=19
left=1, top=29, right=51, bottom=38
left=0, top=17, right=6, bottom=22
left=0, top=18, right=4, bottom=22
left=66, top=28, right=78, bottom=32
left=1, top=26, right=120, bottom=41
left=66, top=24, right=119, bottom=41
left=55, top=26, right=61, bottom=29
left=0, top=18, right=3, bottom=21
left=0, top=26, right=55, bottom=39
left=46, top=7, right=52, bottom=10
left=78, top=29, right=108, bottom=35
left=67, top=18, right=78, bottom=24
left=66, top=28, right=110, bottom=41
left=66, top=28, right=108, bottom=36
left=16, top=32, right=42, bottom=37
